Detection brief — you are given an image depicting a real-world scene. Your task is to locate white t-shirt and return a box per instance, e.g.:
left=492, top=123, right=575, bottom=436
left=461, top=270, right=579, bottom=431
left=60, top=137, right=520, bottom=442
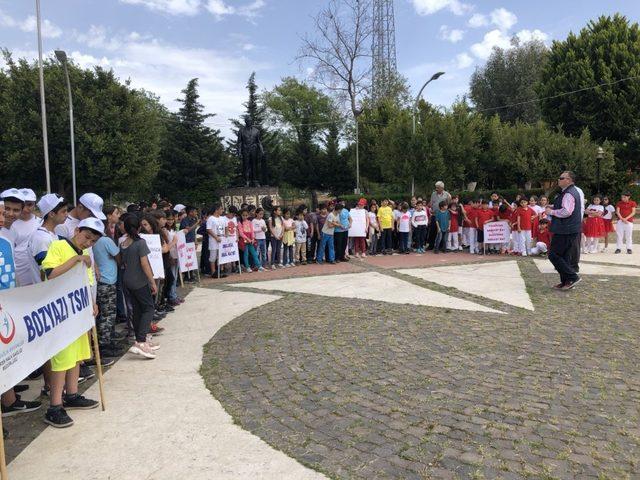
left=411, top=209, right=429, bottom=227
left=368, top=211, right=378, bottom=229
left=294, top=220, right=309, bottom=243
left=26, top=226, right=58, bottom=285
left=603, top=205, right=615, bottom=220
left=54, top=214, right=80, bottom=239
left=531, top=205, right=545, bottom=215
left=587, top=204, right=604, bottom=216
left=206, top=216, right=226, bottom=250
left=252, top=218, right=267, bottom=240
left=167, top=230, right=178, bottom=260
left=398, top=212, right=412, bottom=232
left=11, top=215, right=42, bottom=286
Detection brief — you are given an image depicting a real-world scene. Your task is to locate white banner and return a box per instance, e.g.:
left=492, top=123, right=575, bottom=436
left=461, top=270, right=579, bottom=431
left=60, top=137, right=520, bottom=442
left=140, top=234, right=165, bottom=279
left=176, top=231, right=198, bottom=273
left=218, top=236, right=240, bottom=265
left=484, top=221, right=510, bottom=244
left=348, top=209, right=367, bottom=237
left=0, top=265, right=94, bottom=393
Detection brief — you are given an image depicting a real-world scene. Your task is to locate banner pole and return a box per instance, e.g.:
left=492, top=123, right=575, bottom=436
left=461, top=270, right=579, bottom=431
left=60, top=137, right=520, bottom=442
left=90, top=325, right=106, bottom=412
left=0, top=412, right=8, bottom=480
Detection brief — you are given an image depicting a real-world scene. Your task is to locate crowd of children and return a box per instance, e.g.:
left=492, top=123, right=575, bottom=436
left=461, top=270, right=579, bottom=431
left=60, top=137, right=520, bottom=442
left=201, top=190, right=636, bottom=278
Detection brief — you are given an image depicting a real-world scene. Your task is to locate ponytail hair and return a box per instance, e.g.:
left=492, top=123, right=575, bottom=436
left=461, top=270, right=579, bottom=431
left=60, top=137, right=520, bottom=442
left=124, top=215, right=142, bottom=241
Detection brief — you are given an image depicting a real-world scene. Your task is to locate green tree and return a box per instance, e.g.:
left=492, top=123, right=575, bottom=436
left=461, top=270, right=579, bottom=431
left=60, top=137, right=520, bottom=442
left=263, top=77, right=338, bottom=188
left=0, top=51, right=164, bottom=197
left=538, top=14, right=640, bottom=143
left=470, top=38, right=548, bottom=123
left=154, top=78, right=230, bottom=204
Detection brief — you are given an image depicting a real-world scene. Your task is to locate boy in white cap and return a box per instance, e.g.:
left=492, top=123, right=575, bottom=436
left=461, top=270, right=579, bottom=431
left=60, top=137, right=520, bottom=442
left=55, top=192, right=106, bottom=239
left=28, top=194, right=67, bottom=282
left=0, top=188, right=43, bottom=429
left=41, top=217, right=105, bottom=427
left=11, top=188, right=42, bottom=286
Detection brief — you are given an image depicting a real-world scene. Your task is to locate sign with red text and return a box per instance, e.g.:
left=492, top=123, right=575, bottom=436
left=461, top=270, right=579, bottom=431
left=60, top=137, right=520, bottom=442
left=176, top=231, right=198, bottom=273
left=483, top=221, right=510, bottom=244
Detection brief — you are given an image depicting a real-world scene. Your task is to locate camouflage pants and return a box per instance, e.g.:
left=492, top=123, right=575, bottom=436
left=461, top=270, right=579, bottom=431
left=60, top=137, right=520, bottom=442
left=96, top=282, right=117, bottom=347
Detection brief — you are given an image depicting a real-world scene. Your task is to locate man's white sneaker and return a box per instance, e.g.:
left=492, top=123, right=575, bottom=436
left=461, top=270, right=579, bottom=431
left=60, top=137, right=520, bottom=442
left=129, top=343, right=156, bottom=359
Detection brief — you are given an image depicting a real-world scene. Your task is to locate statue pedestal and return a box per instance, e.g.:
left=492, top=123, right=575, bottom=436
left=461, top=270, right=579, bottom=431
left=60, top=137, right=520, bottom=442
left=219, top=186, right=281, bottom=210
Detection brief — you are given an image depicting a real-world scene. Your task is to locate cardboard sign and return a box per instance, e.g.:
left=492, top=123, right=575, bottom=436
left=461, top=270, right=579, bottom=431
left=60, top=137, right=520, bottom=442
left=483, top=221, right=510, bottom=244
left=140, top=234, right=165, bottom=279
left=348, top=208, right=367, bottom=237
left=176, top=231, right=198, bottom=273
left=218, top=236, right=240, bottom=265
left=0, top=264, right=94, bottom=393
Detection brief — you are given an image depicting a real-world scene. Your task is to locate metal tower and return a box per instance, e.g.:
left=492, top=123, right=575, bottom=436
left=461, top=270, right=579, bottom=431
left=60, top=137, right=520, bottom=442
left=371, top=0, right=398, bottom=102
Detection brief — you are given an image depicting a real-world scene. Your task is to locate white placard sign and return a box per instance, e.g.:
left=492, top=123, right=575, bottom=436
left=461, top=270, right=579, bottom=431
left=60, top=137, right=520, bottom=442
left=218, top=236, right=240, bottom=265
left=483, top=221, right=510, bottom=244
left=140, top=234, right=165, bottom=279
left=0, top=265, right=94, bottom=393
left=348, top=208, right=367, bottom=237
left=176, top=231, right=198, bottom=273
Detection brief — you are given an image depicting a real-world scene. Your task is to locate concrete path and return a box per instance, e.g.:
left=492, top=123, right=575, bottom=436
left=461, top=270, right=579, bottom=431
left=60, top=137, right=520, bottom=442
left=397, top=260, right=534, bottom=311
left=8, top=288, right=328, bottom=480
left=235, top=271, right=503, bottom=313
left=580, top=244, right=640, bottom=267
left=534, top=259, right=640, bottom=277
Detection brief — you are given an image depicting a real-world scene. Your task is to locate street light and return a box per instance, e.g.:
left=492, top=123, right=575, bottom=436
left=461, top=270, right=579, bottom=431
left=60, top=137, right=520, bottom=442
left=55, top=49, right=77, bottom=206
left=35, top=0, right=51, bottom=193
left=411, top=71, right=445, bottom=195
left=596, top=146, right=604, bottom=195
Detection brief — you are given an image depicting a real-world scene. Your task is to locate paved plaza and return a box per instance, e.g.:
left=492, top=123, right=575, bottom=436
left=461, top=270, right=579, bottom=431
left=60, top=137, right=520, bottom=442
left=6, top=249, right=640, bottom=480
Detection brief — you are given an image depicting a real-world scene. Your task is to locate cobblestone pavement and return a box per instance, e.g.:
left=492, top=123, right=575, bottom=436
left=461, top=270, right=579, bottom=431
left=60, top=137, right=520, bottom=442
left=202, top=258, right=640, bottom=479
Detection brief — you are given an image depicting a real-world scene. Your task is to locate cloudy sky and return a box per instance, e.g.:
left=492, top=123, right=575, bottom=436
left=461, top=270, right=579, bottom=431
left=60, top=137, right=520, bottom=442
left=1, top=0, right=639, bottom=139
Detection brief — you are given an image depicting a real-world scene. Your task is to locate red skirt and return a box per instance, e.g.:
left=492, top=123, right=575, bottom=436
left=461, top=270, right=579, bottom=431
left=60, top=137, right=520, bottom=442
left=603, top=218, right=614, bottom=233
left=584, top=217, right=605, bottom=238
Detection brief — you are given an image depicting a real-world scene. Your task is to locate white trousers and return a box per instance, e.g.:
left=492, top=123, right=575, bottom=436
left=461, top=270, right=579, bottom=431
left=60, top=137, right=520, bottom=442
left=447, top=232, right=459, bottom=250
left=468, top=228, right=478, bottom=253
left=531, top=241, right=548, bottom=255
left=515, top=230, right=532, bottom=255
left=616, top=221, right=633, bottom=250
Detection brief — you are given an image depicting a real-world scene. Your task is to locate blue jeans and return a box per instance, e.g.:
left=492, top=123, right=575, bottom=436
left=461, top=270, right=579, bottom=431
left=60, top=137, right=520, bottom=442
left=282, top=244, right=294, bottom=265
left=270, top=238, right=282, bottom=266
left=317, top=233, right=335, bottom=263
left=169, top=263, right=179, bottom=301
left=256, top=239, right=267, bottom=265
left=399, top=231, right=410, bottom=252
left=435, top=230, right=448, bottom=252
left=243, top=243, right=261, bottom=269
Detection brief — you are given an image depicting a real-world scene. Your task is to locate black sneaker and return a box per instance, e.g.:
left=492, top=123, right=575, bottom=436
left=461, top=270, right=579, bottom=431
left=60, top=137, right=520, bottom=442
left=100, top=346, right=123, bottom=358
left=3, top=427, right=7, bottom=439
left=63, top=394, right=99, bottom=410
left=44, top=406, right=74, bottom=428
left=562, top=277, right=582, bottom=290
left=628, top=249, right=633, bottom=254
left=14, top=384, right=30, bottom=393
left=2, top=398, right=42, bottom=417
left=85, top=356, right=115, bottom=367
left=40, top=386, right=50, bottom=397
left=79, top=364, right=95, bottom=381
left=614, top=249, right=621, bottom=254
left=27, top=367, right=43, bottom=380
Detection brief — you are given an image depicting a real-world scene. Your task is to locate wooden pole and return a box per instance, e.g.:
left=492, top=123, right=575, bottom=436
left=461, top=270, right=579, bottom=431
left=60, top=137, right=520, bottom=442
left=0, top=411, right=8, bottom=480
left=90, top=325, right=106, bottom=411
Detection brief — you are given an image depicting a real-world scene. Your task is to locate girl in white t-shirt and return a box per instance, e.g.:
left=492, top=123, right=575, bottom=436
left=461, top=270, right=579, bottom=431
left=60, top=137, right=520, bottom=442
left=396, top=202, right=412, bottom=253
left=368, top=203, right=380, bottom=255
left=601, top=196, right=616, bottom=252
left=252, top=208, right=268, bottom=266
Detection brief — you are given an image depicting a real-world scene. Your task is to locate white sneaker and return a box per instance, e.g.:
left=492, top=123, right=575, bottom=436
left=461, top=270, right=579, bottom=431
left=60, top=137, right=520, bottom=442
left=145, top=339, right=160, bottom=351
left=271, top=265, right=276, bottom=270
left=258, top=267, right=266, bottom=271
left=361, top=253, right=367, bottom=258
left=129, top=343, right=156, bottom=359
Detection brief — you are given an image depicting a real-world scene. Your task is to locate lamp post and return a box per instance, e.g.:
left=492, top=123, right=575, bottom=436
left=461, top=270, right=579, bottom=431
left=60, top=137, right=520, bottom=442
left=35, top=0, right=51, bottom=193
left=354, top=108, right=362, bottom=195
left=411, top=71, right=444, bottom=195
left=596, top=146, right=604, bottom=195
left=55, top=50, right=77, bottom=206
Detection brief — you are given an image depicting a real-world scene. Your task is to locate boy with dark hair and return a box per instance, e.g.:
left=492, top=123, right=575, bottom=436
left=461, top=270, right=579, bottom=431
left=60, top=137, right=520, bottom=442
left=433, top=201, right=450, bottom=254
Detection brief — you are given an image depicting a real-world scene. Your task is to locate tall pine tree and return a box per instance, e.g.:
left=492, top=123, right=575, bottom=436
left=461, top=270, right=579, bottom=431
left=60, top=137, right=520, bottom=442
left=155, top=78, right=230, bottom=205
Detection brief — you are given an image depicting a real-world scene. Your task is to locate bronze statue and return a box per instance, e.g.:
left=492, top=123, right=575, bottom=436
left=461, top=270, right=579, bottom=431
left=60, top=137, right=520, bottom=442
left=237, top=116, right=265, bottom=187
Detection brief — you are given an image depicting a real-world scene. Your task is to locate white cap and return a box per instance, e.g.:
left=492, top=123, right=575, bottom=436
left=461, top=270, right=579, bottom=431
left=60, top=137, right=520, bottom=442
left=19, top=188, right=37, bottom=202
left=1, top=188, right=26, bottom=202
left=78, top=217, right=105, bottom=236
left=79, top=193, right=106, bottom=220
left=38, top=193, right=65, bottom=217
left=174, top=203, right=186, bottom=213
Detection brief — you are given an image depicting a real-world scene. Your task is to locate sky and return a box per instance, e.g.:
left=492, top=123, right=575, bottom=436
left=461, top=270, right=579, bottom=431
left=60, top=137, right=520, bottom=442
left=1, top=0, right=639, bottom=140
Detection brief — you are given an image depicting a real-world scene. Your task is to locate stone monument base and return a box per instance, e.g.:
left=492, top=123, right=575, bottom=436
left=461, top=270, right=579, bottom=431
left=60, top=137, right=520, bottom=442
left=219, top=186, right=281, bottom=211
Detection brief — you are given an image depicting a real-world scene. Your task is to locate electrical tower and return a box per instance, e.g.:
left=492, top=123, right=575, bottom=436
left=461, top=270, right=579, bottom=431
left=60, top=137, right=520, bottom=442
left=371, top=0, right=398, bottom=102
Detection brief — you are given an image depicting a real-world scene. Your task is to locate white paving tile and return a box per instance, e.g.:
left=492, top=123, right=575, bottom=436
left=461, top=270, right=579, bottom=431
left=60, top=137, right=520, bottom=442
left=237, top=272, right=503, bottom=314
left=580, top=244, right=640, bottom=267
left=534, top=259, right=640, bottom=277
left=397, top=261, right=534, bottom=311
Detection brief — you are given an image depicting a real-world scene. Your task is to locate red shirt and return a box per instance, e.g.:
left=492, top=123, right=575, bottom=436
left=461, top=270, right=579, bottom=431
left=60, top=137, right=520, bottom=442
left=498, top=207, right=512, bottom=221
left=515, top=207, right=534, bottom=230
left=617, top=200, right=637, bottom=222
left=537, top=228, right=552, bottom=248
left=463, top=205, right=474, bottom=227
left=450, top=210, right=460, bottom=232
left=476, top=209, right=495, bottom=229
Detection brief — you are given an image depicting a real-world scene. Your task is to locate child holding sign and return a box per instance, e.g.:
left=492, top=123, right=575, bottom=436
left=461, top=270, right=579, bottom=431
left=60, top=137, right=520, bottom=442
left=41, top=218, right=105, bottom=427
